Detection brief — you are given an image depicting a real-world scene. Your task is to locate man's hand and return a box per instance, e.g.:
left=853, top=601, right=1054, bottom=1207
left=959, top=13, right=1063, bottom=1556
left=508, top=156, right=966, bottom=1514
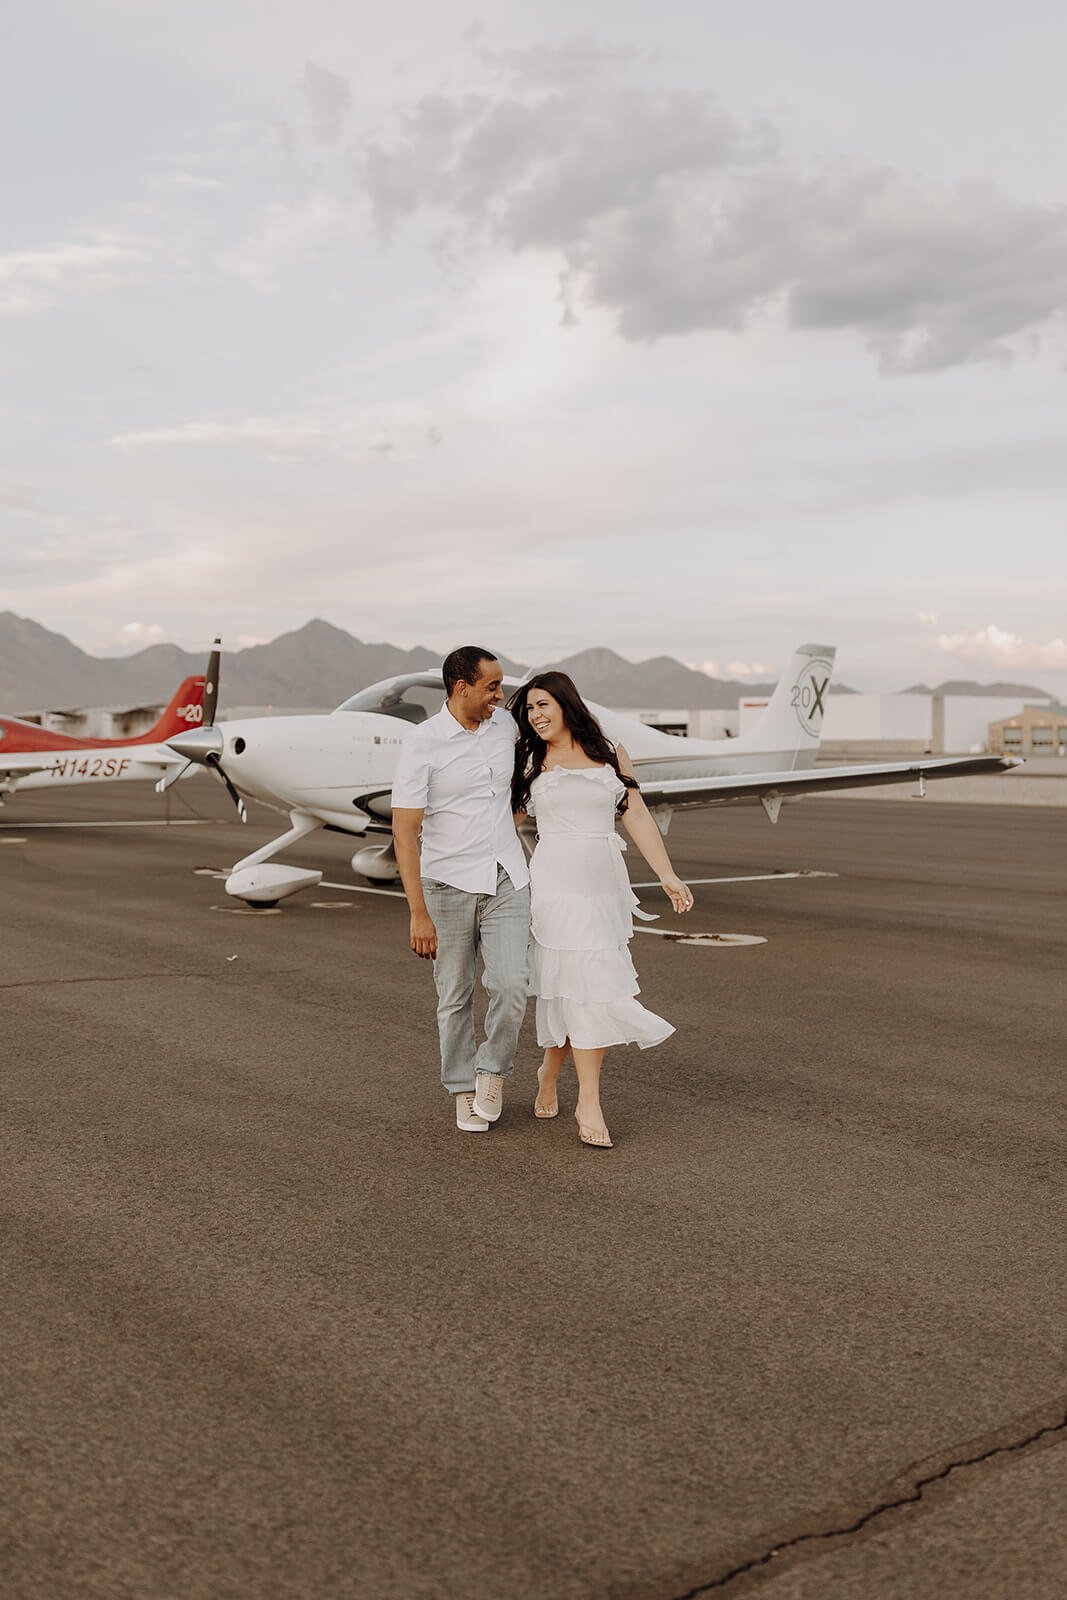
left=410, top=909, right=438, bottom=960
left=393, top=809, right=435, bottom=957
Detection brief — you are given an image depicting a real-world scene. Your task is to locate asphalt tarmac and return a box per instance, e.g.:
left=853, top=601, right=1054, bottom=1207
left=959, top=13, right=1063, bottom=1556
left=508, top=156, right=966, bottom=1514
left=2, top=780, right=1065, bottom=1600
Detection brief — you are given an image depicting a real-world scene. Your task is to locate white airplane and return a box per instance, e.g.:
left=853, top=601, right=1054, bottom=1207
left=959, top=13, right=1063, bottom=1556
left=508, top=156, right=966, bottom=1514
left=0, top=670, right=208, bottom=802
left=162, top=642, right=1017, bottom=906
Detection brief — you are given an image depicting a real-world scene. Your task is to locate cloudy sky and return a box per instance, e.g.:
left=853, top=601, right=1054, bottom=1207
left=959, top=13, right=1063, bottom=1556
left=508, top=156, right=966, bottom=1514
left=3, top=0, right=1066, bottom=692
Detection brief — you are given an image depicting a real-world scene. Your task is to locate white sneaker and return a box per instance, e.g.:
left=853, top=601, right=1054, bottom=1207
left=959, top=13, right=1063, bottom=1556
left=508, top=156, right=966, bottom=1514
left=455, top=1091, right=489, bottom=1132
left=472, top=1070, right=504, bottom=1123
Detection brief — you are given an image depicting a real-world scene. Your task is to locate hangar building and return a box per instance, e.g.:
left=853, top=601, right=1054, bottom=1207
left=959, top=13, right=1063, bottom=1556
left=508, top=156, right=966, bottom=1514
left=727, top=692, right=1057, bottom=755
left=987, top=705, right=1067, bottom=757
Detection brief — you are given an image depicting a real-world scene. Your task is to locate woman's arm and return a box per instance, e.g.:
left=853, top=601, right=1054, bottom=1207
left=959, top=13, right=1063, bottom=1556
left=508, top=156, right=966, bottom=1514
left=616, top=745, right=693, bottom=915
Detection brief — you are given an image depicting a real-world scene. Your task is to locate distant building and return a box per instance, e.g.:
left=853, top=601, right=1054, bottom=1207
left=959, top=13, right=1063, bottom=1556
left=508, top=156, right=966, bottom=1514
left=739, top=692, right=1057, bottom=755
left=16, top=703, right=170, bottom=740
left=619, top=708, right=737, bottom=739
left=987, top=705, right=1067, bottom=757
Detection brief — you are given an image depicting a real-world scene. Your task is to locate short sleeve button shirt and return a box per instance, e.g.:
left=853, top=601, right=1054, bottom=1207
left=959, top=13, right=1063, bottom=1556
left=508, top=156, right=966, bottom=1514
left=391, top=704, right=529, bottom=894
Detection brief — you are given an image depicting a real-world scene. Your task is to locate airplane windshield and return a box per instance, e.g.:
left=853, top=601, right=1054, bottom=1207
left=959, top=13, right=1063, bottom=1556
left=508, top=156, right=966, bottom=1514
left=332, top=673, right=446, bottom=724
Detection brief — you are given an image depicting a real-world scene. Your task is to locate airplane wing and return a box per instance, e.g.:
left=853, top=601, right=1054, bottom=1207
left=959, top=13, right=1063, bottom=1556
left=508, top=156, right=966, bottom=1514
left=634, top=754, right=1021, bottom=815
left=0, top=749, right=186, bottom=793
left=354, top=755, right=1019, bottom=829
left=1, top=763, right=51, bottom=784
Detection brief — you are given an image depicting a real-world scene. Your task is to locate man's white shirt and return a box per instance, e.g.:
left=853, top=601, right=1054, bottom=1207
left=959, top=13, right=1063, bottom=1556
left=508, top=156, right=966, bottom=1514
left=391, top=705, right=530, bottom=894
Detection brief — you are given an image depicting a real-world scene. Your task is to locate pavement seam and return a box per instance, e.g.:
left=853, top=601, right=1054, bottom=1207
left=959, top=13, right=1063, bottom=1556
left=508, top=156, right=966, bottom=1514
left=669, top=1394, right=1067, bottom=1597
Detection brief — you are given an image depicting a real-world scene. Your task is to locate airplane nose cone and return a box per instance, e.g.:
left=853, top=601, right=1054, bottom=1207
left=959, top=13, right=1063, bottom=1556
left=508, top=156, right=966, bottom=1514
left=167, top=726, right=224, bottom=764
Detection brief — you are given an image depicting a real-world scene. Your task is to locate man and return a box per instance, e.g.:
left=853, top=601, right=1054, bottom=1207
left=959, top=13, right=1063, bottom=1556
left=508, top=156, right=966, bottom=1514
left=392, top=647, right=530, bottom=1132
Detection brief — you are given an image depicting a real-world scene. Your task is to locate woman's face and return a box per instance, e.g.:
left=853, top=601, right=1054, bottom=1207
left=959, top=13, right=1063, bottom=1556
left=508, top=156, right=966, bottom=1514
left=526, top=688, right=565, bottom=744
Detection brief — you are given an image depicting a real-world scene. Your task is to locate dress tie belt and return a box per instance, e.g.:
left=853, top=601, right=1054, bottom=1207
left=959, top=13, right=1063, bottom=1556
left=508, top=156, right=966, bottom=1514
left=538, top=830, right=626, bottom=849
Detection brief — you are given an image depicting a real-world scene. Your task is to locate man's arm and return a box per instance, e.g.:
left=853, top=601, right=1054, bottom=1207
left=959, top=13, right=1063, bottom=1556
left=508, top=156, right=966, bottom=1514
left=392, top=808, right=437, bottom=959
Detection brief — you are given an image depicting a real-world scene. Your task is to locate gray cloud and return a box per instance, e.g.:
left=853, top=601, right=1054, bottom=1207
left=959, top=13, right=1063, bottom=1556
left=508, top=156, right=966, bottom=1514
left=365, top=64, right=758, bottom=242
left=472, top=31, right=646, bottom=89
left=303, top=60, right=352, bottom=144
left=362, top=41, right=1067, bottom=373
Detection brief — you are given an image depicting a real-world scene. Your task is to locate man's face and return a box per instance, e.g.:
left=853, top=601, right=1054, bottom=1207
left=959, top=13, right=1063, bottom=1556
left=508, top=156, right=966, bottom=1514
left=462, top=660, right=505, bottom=722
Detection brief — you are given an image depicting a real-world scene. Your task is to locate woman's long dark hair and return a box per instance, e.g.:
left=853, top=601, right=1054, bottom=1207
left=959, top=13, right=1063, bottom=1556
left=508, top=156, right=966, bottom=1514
left=508, top=671, right=640, bottom=817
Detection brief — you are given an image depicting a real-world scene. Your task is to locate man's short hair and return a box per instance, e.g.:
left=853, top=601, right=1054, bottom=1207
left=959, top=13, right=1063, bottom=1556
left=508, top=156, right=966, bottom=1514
left=442, top=646, right=499, bottom=696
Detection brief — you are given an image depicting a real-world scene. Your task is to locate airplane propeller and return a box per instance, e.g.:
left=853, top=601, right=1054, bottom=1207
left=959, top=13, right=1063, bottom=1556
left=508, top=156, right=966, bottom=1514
left=156, top=637, right=247, bottom=821
left=202, top=637, right=220, bottom=728
left=203, top=747, right=247, bottom=822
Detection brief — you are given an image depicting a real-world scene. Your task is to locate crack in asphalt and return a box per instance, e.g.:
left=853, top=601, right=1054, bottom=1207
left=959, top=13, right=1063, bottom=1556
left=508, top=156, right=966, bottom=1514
left=671, top=1397, right=1067, bottom=1597
left=0, top=969, right=303, bottom=990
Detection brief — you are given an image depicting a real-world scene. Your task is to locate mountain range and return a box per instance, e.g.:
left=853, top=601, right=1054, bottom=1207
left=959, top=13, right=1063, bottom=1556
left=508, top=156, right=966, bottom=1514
left=2, top=612, right=1048, bottom=715
left=899, top=679, right=1053, bottom=698
left=0, top=613, right=786, bottom=712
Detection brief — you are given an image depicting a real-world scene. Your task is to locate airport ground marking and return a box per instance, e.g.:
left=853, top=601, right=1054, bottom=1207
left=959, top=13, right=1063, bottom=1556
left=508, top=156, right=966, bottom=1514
left=634, top=927, right=767, bottom=946
left=210, top=905, right=282, bottom=916
left=629, top=869, right=837, bottom=888
left=193, top=872, right=792, bottom=934
left=317, top=873, right=831, bottom=900
left=0, top=818, right=212, bottom=829
left=316, top=875, right=740, bottom=942
left=315, top=877, right=406, bottom=898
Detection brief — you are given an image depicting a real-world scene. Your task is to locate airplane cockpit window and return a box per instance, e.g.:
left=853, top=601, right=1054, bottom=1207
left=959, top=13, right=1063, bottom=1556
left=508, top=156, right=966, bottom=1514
left=333, top=673, right=446, bottom=724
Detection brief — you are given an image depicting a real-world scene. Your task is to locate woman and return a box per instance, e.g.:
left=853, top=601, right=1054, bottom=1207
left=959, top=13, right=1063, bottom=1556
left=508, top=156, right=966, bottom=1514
left=509, top=672, right=693, bottom=1148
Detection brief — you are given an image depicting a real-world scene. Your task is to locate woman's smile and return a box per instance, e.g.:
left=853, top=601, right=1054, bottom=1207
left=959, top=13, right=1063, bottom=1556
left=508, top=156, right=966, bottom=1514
left=527, top=690, right=562, bottom=740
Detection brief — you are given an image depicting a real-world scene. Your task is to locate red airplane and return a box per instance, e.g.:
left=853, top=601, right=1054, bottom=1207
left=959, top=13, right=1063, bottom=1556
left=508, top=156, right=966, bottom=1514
left=0, top=674, right=207, bottom=800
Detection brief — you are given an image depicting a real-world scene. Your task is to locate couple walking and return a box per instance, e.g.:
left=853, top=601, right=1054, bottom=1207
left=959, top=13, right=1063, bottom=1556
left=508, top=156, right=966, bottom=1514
left=392, top=646, right=692, bottom=1147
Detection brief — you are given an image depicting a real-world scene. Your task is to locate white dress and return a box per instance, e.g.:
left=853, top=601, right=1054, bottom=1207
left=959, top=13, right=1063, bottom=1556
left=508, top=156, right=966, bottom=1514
left=527, top=765, right=675, bottom=1051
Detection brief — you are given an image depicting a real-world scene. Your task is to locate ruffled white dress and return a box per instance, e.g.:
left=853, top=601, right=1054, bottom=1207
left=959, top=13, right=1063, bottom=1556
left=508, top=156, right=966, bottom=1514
left=527, top=765, right=675, bottom=1051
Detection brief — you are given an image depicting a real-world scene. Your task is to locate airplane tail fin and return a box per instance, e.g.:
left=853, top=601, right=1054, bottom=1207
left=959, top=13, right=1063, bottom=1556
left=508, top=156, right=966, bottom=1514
left=135, top=677, right=206, bottom=742
left=730, top=643, right=836, bottom=768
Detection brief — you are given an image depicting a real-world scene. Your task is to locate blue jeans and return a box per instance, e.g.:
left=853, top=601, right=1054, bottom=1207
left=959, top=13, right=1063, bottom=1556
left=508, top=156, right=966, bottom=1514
left=422, top=866, right=531, bottom=1095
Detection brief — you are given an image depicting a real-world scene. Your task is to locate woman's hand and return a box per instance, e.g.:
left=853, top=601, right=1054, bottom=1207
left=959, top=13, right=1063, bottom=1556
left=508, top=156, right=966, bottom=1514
left=660, top=873, right=693, bottom=914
